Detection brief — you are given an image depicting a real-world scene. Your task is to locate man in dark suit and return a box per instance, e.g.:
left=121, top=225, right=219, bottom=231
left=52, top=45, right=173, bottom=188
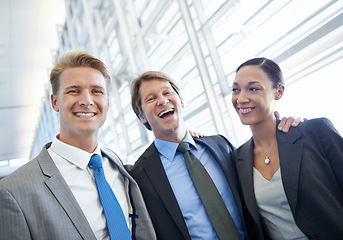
left=0, top=51, right=156, bottom=240
left=129, top=71, right=248, bottom=240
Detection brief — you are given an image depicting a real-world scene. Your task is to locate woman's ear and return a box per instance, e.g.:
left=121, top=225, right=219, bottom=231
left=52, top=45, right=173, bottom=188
left=275, top=85, right=285, bottom=100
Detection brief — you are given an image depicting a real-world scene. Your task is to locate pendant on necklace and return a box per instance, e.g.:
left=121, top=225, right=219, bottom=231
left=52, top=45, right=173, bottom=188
left=265, top=157, right=270, bottom=165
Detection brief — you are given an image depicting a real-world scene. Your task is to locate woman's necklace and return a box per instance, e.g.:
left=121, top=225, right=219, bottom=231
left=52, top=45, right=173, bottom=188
left=255, top=140, right=277, bottom=164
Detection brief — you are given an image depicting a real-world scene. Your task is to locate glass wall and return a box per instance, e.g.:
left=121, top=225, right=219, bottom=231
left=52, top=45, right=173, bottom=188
left=31, top=0, right=343, bottom=163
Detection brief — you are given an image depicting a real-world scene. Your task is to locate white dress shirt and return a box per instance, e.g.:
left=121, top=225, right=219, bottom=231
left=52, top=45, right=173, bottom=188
left=47, top=136, right=130, bottom=240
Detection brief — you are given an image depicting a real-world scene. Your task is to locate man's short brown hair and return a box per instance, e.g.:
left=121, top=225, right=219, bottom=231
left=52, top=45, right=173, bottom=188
left=50, top=51, right=111, bottom=95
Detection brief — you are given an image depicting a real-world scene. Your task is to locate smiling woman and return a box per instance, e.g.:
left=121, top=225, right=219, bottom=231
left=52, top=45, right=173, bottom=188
left=232, top=63, right=284, bottom=127
left=231, top=57, right=343, bottom=239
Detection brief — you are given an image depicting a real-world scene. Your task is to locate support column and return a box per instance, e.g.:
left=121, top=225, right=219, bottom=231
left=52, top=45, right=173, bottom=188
left=177, top=0, right=228, bottom=136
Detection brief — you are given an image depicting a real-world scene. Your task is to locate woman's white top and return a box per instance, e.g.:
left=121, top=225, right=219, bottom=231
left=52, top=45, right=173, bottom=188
left=253, top=168, right=308, bottom=240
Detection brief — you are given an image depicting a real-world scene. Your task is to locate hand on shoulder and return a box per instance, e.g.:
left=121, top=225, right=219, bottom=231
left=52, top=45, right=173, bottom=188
left=274, top=111, right=307, bottom=133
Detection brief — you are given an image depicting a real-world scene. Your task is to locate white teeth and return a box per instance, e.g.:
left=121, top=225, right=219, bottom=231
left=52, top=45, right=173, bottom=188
left=159, top=108, right=174, bottom=117
left=75, top=113, right=95, bottom=117
left=239, top=108, right=252, bottom=113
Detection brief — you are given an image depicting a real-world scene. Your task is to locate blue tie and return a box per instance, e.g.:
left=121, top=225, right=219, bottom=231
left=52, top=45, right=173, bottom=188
left=88, top=154, right=132, bottom=240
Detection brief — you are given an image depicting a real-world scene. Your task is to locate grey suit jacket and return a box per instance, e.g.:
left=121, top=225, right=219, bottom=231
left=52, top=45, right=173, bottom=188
left=0, top=143, right=156, bottom=240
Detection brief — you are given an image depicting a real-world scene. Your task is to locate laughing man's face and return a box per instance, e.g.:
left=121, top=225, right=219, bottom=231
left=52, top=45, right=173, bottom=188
left=138, top=78, right=186, bottom=142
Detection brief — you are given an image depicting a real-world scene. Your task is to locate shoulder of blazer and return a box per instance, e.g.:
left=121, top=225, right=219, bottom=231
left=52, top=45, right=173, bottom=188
left=139, top=142, right=157, bottom=159
left=295, top=117, right=336, bottom=133
left=130, top=143, right=158, bottom=169
left=275, top=117, right=334, bottom=145
left=195, top=135, right=237, bottom=177
left=101, top=148, right=135, bottom=181
left=195, top=134, right=236, bottom=153
left=0, top=142, right=58, bottom=186
left=101, top=148, right=124, bottom=165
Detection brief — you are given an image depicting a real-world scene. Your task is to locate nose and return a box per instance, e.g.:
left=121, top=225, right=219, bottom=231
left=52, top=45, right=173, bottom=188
left=157, top=95, right=169, bottom=105
left=236, top=91, right=249, bottom=104
left=79, top=91, right=94, bottom=106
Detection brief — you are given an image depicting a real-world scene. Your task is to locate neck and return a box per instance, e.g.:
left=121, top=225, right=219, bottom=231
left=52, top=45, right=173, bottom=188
left=250, top=117, right=277, bottom=146
left=58, top=133, right=98, bottom=153
left=155, top=129, right=187, bottom=143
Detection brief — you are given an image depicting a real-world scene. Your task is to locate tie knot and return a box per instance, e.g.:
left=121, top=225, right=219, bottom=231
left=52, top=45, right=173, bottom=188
left=88, top=154, right=103, bottom=169
left=177, top=142, right=190, bottom=154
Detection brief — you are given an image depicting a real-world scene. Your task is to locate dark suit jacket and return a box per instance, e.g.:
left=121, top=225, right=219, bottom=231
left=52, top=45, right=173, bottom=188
left=129, top=135, right=252, bottom=240
left=233, top=118, right=343, bottom=240
left=0, top=143, right=156, bottom=240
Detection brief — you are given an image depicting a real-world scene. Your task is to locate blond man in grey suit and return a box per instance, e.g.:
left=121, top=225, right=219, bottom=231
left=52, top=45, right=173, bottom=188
left=0, top=51, right=156, bottom=240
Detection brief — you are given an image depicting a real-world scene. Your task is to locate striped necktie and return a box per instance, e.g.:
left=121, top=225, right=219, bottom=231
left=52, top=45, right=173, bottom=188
left=88, top=154, right=132, bottom=240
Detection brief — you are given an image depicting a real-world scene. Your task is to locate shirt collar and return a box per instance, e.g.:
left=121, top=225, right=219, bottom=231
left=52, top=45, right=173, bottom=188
left=50, top=135, right=102, bottom=169
left=154, top=131, right=197, bottom=161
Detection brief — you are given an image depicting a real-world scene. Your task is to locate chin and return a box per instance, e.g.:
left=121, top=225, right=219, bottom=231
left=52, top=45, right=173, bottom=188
left=240, top=121, right=251, bottom=126
left=239, top=116, right=254, bottom=126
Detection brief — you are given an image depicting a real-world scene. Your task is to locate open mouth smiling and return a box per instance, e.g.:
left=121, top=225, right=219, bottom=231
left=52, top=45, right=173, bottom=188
left=158, top=108, right=174, bottom=118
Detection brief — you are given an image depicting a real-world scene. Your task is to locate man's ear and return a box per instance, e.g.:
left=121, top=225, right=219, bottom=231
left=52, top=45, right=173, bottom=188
left=275, top=85, right=285, bottom=100
left=138, top=113, right=147, bottom=124
left=51, top=94, right=59, bottom=112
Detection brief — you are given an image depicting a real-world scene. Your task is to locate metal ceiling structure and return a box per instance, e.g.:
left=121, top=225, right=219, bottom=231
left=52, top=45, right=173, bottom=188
left=0, top=0, right=65, bottom=176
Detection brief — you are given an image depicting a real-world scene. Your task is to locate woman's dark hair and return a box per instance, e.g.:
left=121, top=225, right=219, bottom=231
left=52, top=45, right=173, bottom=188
left=236, top=57, right=284, bottom=88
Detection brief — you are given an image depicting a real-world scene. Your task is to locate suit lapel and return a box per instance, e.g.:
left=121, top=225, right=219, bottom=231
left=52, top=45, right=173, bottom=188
left=101, top=148, right=131, bottom=180
left=195, top=137, right=231, bottom=172
left=142, top=143, right=190, bottom=239
left=38, top=144, right=95, bottom=240
left=101, top=148, right=156, bottom=240
left=235, top=139, right=262, bottom=226
left=277, top=128, right=303, bottom=213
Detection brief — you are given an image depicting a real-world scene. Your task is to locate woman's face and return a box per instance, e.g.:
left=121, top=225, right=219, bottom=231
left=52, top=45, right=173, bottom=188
left=231, top=65, right=283, bottom=126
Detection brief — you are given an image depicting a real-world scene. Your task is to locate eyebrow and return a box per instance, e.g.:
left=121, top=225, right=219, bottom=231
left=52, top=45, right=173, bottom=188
left=233, top=81, right=260, bottom=86
left=64, top=85, right=80, bottom=90
left=91, top=85, right=106, bottom=90
left=144, top=92, right=156, bottom=99
left=64, top=84, right=105, bottom=89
